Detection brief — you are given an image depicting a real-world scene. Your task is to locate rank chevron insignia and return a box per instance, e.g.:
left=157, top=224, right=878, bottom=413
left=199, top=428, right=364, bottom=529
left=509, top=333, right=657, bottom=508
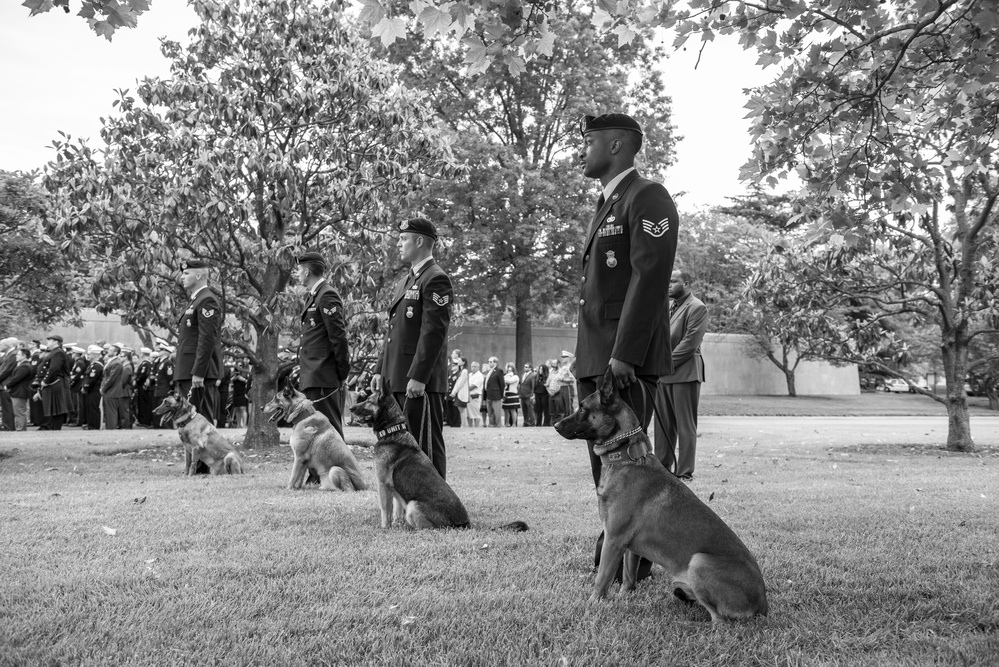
left=201, top=308, right=215, bottom=318
left=641, top=218, right=671, bottom=238
left=323, top=307, right=336, bottom=315
left=432, top=293, right=450, bottom=306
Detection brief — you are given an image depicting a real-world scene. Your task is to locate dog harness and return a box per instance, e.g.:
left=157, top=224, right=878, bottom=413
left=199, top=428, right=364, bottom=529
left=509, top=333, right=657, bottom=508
left=594, top=426, right=651, bottom=466
left=375, top=422, right=408, bottom=439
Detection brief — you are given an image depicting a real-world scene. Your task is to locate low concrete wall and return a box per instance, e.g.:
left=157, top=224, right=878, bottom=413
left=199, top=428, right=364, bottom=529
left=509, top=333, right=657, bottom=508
left=26, top=314, right=858, bottom=395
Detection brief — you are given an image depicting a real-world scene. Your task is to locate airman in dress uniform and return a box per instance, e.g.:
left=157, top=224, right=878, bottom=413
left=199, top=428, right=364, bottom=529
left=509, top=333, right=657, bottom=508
left=295, top=251, right=351, bottom=437
left=174, top=259, right=224, bottom=423
left=372, top=218, right=454, bottom=480
left=574, top=112, right=679, bottom=581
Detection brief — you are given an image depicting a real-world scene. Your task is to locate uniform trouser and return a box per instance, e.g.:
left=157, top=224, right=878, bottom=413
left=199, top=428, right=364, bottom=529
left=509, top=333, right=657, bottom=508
left=654, top=381, right=701, bottom=478
left=393, top=391, right=446, bottom=481
left=304, top=386, right=345, bottom=438
left=0, top=390, right=14, bottom=430
left=520, top=396, right=535, bottom=426
left=137, top=388, right=153, bottom=426
left=175, top=380, right=219, bottom=425
left=85, top=391, right=102, bottom=429
left=533, top=392, right=549, bottom=426
left=578, top=374, right=660, bottom=583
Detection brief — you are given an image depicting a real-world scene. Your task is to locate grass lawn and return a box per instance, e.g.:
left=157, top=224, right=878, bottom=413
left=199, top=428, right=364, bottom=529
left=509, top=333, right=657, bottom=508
left=701, top=391, right=997, bottom=417
left=1, top=410, right=997, bottom=666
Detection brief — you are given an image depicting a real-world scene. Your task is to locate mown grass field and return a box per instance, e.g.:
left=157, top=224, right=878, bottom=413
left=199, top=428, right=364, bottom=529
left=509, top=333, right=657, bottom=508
left=1, top=400, right=997, bottom=666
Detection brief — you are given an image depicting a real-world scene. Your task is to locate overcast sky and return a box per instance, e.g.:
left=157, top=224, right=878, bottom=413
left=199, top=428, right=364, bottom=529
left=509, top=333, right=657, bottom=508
left=0, top=3, right=775, bottom=211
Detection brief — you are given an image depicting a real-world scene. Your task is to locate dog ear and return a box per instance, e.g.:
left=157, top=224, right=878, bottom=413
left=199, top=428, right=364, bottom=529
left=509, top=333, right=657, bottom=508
left=599, top=366, right=618, bottom=405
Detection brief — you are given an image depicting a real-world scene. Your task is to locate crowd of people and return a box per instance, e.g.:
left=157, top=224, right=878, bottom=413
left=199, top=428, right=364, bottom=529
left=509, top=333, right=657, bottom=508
left=0, top=335, right=252, bottom=432
left=442, top=350, right=580, bottom=428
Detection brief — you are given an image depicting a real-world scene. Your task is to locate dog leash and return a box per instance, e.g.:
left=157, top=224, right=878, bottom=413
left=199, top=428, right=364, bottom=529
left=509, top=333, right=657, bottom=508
left=637, top=379, right=677, bottom=474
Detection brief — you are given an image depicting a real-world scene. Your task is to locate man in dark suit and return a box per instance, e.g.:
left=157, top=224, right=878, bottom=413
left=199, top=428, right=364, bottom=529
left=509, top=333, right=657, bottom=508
left=655, top=270, right=708, bottom=480
left=518, top=363, right=536, bottom=426
left=482, top=357, right=505, bottom=428
left=0, top=337, right=19, bottom=430
left=372, top=218, right=453, bottom=480
left=575, top=112, right=679, bottom=582
left=81, top=345, right=104, bottom=430
left=295, top=251, right=351, bottom=437
left=152, top=344, right=175, bottom=428
left=174, top=259, right=224, bottom=423
left=133, top=347, right=154, bottom=427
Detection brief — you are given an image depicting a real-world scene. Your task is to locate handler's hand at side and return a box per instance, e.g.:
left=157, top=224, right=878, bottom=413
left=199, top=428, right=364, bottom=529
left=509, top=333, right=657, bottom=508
left=406, top=379, right=426, bottom=399
left=371, top=374, right=383, bottom=393
left=609, top=358, right=636, bottom=389
left=191, top=375, right=205, bottom=389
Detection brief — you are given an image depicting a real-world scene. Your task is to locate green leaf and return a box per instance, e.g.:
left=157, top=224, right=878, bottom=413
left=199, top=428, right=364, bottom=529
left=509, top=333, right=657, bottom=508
left=371, top=17, right=408, bottom=47
left=22, top=0, right=54, bottom=17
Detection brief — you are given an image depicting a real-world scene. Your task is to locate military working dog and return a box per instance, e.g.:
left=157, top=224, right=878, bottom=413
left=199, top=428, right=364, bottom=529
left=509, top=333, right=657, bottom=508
left=554, top=367, right=767, bottom=622
left=263, top=386, right=366, bottom=492
left=153, top=391, right=245, bottom=475
left=350, top=387, right=527, bottom=532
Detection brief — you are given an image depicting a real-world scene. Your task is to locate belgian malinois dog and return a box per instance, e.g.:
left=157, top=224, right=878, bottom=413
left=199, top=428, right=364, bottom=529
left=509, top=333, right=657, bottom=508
left=554, top=367, right=767, bottom=621
left=262, top=386, right=366, bottom=492
left=349, top=387, right=527, bottom=532
left=153, top=392, right=245, bottom=475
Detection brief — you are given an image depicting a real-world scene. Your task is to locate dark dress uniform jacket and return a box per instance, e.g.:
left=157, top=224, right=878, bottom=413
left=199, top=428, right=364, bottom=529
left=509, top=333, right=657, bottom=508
left=175, top=288, right=223, bottom=381
left=298, top=281, right=351, bottom=390
left=660, top=295, right=707, bottom=384
left=575, top=170, right=679, bottom=379
left=375, top=259, right=452, bottom=393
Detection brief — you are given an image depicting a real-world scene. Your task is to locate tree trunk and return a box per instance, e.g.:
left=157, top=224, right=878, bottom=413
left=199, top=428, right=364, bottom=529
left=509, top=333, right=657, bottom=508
left=514, top=294, right=532, bottom=370
left=244, top=326, right=281, bottom=449
left=785, top=369, right=797, bottom=397
left=940, top=328, right=975, bottom=452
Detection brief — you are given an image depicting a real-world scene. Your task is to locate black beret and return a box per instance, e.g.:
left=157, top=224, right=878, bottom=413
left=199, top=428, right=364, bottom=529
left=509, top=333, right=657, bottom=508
left=399, top=217, right=438, bottom=241
left=182, top=259, right=211, bottom=270
left=297, top=251, right=327, bottom=268
left=580, top=113, right=644, bottom=136
left=46, top=334, right=64, bottom=344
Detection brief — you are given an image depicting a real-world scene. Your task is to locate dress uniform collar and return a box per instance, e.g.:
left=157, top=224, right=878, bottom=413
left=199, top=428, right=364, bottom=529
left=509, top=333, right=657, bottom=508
left=411, top=256, right=434, bottom=277
left=308, top=279, right=325, bottom=296
left=601, top=166, right=635, bottom=202
left=189, top=285, right=210, bottom=301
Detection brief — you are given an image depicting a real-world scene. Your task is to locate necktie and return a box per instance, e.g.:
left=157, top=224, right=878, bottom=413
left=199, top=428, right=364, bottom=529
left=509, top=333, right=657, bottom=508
left=596, top=194, right=605, bottom=211
left=670, top=299, right=677, bottom=316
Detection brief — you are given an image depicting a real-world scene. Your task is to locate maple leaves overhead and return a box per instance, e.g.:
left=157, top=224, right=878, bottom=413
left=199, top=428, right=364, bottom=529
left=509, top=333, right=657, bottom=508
left=22, top=0, right=151, bottom=40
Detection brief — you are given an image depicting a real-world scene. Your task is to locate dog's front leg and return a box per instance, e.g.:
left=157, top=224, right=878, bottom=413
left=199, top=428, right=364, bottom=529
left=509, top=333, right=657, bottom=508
left=378, top=484, right=395, bottom=528
left=592, top=532, right=627, bottom=601
left=619, top=550, right=641, bottom=595
left=289, top=459, right=307, bottom=489
left=188, top=448, right=204, bottom=476
left=184, top=447, right=193, bottom=475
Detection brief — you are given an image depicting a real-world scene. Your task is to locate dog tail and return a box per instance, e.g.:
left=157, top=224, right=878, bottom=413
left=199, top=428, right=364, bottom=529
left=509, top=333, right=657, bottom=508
left=493, top=520, right=529, bottom=532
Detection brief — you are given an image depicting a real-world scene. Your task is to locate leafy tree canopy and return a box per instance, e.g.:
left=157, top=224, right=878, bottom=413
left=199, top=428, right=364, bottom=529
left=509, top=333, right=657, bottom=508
left=22, top=0, right=151, bottom=40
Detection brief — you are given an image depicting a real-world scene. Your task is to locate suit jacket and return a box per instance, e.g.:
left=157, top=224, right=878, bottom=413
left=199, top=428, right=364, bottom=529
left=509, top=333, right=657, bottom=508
left=574, top=170, right=679, bottom=379
left=175, top=287, right=223, bottom=381
left=42, top=348, right=69, bottom=384
left=483, top=367, right=506, bottom=401
left=0, top=349, right=17, bottom=385
left=518, top=371, right=536, bottom=398
left=298, top=280, right=351, bottom=390
left=101, top=356, right=123, bottom=396
left=660, top=294, right=708, bottom=384
left=375, top=259, right=452, bottom=393
left=4, top=361, right=34, bottom=399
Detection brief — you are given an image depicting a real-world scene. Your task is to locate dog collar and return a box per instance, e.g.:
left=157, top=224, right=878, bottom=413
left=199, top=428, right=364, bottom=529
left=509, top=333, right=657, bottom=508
left=173, top=410, right=198, bottom=427
left=594, top=427, right=650, bottom=466
left=375, top=423, right=408, bottom=439
left=592, top=426, right=643, bottom=455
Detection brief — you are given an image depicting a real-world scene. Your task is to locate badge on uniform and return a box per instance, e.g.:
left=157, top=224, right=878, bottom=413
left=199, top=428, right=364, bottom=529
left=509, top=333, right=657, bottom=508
left=186, top=318, right=192, bottom=327
left=641, top=218, right=670, bottom=238
left=309, top=318, right=316, bottom=326
left=202, top=308, right=215, bottom=318
left=606, top=215, right=616, bottom=223
left=406, top=306, right=414, bottom=318
left=404, top=288, right=419, bottom=300
left=432, top=293, right=449, bottom=306
left=605, top=250, right=618, bottom=268
left=598, top=224, right=623, bottom=237
left=323, top=306, right=336, bottom=315
left=184, top=307, right=194, bottom=315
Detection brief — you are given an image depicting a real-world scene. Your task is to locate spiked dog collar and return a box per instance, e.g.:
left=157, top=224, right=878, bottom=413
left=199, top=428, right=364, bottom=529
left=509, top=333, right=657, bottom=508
left=593, top=427, right=649, bottom=466
left=376, top=423, right=408, bottom=439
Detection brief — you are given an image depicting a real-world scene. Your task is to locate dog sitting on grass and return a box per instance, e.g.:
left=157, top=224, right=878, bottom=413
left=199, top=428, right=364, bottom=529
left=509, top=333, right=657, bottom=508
left=153, top=392, right=244, bottom=475
left=263, top=386, right=366, bottom=492
left=349, top=387, right=527, bottom=532
left=554, top=367, right=767, bottom=621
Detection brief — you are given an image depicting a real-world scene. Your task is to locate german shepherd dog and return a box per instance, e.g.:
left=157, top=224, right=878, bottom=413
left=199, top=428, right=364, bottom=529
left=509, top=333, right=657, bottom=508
left=349, top=387, right=527, bottom=532
left=554, top=367, right=768, bottom=621
left=262, top=386, right=366, bottom=492
left=153, top=392, right=245, bottom=475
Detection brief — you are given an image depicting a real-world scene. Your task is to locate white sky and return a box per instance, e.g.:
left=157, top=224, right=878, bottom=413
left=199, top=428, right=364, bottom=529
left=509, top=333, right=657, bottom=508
left=0, top=3, right=776, bottom=211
